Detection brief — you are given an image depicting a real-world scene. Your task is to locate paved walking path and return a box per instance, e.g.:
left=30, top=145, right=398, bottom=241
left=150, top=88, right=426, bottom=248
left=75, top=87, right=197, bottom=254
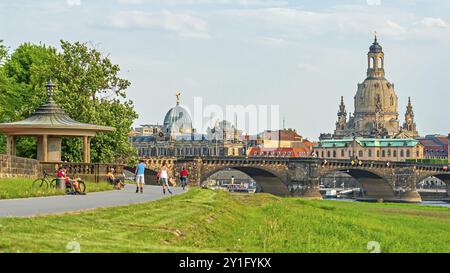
left=0, top=185, right=184, bottom=218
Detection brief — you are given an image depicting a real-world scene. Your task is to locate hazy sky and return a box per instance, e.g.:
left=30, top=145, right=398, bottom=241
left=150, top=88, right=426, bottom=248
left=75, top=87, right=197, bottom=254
left=1, top=0, right=450, bottom=140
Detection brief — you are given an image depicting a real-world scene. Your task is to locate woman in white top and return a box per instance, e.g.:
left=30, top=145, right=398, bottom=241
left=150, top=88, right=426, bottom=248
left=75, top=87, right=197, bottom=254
left=159, top=161, right=172, bottom=195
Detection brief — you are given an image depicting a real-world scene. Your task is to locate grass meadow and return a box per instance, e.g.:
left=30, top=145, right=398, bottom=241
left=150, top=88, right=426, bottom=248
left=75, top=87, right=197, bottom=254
left=0, top=188, right=448, bottom=253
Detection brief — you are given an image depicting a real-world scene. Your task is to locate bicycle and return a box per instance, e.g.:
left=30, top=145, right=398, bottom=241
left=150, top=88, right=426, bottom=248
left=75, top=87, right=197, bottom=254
left=66, top=178, right=86, bottom=194
left=32, top=171, right=57, bottom=191
left=32, top=171, right=86, bottom=194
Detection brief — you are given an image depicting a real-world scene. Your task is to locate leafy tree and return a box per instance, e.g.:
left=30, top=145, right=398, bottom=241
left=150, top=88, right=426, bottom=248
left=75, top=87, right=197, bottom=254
left=0, top=40, right=7, bottom=64
left=0, top=43, right=56, bottom=157
left=0, top=41, right=138, bottom=163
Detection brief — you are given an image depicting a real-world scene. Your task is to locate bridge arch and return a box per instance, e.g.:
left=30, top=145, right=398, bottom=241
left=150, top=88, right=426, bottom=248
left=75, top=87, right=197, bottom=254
left=418, top=173, right=450, bottom=184
left=202, top=165, right=290, bottom=196
left=319, top=168, right=395, bottom=201
left=416, top=173, right=450, bottom=201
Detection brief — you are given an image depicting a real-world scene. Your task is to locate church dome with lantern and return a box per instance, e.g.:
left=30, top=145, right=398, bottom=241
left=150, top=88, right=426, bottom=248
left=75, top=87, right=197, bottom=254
left=162, top=93, right=193, bottom=138
left=324, top=34, right=419, bottom=140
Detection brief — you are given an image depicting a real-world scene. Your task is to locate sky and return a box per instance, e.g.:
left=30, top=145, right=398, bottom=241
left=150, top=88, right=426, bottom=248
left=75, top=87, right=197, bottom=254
left=1, top=0, right=450, bottom=140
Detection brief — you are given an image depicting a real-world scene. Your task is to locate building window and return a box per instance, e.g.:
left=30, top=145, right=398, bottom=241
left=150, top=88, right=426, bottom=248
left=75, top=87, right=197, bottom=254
left=341, top=150, right=344, bottom=157
left=321, top=151, right=324, bottom=158
left=368, top=150, right=372, bottom=157
left=382, top=150, right=385, bottom=157
left=327, top=151, right=331, bottom=158
left=387, top=150, right=391, bottom=157
left=332, top=150, right=336, bottom=158
left=416, top=150, right=420, bottom=157
left=393, top=150, right=397, bottom=157
left=348, top=150, right=352, bottom=157
left=400, top=150, right=404, bottom=157
left=406, top=150, right=411, bottom=157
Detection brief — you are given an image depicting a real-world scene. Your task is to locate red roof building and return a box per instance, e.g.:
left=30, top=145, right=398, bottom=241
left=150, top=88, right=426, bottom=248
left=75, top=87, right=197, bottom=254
left=417, top=135, right=448, bottom=159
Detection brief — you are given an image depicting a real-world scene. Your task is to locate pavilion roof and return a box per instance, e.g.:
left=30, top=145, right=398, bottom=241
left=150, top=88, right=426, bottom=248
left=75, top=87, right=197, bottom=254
left=0, top=81, right=115, bottom=134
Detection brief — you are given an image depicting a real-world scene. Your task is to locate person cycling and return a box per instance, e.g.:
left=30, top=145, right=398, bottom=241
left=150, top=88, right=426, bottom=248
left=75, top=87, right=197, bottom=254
left=180, top=167, right=189, bottom=190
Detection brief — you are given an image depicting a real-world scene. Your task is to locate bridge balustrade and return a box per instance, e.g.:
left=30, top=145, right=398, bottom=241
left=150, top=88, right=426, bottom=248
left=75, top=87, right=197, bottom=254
left=41, top=162, right=124, bottom=183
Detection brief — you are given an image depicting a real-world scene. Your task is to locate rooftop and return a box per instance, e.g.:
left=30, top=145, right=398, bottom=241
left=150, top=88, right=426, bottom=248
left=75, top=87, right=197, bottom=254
left=315, top=138, right=421, bottom=148
left=0, top=80, right=115, bottom=135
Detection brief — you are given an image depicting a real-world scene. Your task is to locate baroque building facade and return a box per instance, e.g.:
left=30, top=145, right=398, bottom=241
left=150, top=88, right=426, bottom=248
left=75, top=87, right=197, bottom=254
left=321, top=35, right=419, bottom=140
left=131, top=94, right=245, bottom=157
left=313, top=138, right=424, bottom=162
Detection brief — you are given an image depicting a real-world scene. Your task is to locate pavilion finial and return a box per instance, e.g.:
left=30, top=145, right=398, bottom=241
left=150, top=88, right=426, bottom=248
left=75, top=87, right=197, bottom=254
left=374, top=31, right=378, bottom=43
left=46, top=79, right=56, bottom=101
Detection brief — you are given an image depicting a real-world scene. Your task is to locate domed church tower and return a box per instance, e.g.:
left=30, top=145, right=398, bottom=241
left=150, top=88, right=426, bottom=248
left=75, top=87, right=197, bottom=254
left=161, top=92, right=195, bottom=141
left=329, top=34, right=417, bottom=140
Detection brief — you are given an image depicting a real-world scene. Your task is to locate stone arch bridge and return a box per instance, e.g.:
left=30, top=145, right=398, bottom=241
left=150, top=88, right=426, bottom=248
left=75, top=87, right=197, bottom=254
left=138, top=156, right=450, bottom=203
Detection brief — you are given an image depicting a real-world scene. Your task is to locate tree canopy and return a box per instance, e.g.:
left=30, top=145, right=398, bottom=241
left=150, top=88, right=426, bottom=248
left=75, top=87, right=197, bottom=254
left=0, top=40, right=138, bottom=164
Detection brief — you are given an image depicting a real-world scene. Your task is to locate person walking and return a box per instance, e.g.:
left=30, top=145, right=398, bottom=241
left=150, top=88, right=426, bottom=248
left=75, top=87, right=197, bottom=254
left=135, top=160, right=146, bottom=194
left=180, top=167, right=189, bottom=191
left=159, top=161, right=172, bottom=195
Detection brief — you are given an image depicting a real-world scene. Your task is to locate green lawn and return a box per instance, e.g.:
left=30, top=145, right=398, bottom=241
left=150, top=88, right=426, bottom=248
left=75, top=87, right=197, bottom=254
left=0, top=178, right=114, bottom=200
left=0, top=189, right=449, bottom=253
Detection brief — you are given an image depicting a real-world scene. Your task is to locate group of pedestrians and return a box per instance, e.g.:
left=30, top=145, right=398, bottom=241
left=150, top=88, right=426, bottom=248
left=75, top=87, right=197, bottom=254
left=134, top=160, right=189, bottom=195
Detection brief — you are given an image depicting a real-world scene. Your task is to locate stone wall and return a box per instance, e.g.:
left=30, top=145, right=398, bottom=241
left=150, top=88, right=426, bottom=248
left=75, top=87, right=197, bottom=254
left=0, top=154, right=42, bottom=179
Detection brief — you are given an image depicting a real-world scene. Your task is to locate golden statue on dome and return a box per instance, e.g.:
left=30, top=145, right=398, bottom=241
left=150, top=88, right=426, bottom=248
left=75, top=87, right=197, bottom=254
left=176, top=92, right=181, bottom=105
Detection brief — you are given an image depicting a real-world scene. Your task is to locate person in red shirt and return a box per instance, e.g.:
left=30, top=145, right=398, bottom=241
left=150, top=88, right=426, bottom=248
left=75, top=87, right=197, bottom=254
left=57, top=167, right=80, bottom=194
left=180, top=167, right=189, bottom=190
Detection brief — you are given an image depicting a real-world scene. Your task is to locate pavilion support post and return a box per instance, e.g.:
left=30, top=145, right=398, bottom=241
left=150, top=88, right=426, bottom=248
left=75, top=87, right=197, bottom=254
left=83, top=136, right=90, bottom=163
left=6, top=135, right=12, bottom=157
left=87, top=137, right=91, bottom=163
left=11, top=136, right=16, bottom=156
left=42, top=135, right=48, bottom=162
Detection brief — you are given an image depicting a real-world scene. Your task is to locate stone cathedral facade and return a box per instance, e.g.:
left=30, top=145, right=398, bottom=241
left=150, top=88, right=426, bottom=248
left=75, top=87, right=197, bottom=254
left=321, top=35, right=419, bottom=140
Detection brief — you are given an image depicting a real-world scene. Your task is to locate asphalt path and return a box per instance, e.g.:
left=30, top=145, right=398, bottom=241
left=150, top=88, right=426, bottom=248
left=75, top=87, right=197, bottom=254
left=0, top=184, right=184, bottom=217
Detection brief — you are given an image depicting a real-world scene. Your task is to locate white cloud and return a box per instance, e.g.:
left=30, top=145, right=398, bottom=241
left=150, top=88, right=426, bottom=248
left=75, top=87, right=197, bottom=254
left=297, top=63, right=318, bottom=71
left=110, top=10, right=210, bottom=39
left=258, top=36, right=290, bottom=47
left=117, top=0, right=144, bottom=4
left=66, top=0, right=81, bottom=6
left=219, top=6, right=450, bottom=43
left=366, top=0, right=381, bottom=6
left=116, top=0, right=287, bottom=6
left=417, top=17, right=448, bottom=28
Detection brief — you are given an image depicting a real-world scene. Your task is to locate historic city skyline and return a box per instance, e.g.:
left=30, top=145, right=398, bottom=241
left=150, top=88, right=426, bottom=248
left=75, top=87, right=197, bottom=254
left=1, top=0, right=450, bottom=139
